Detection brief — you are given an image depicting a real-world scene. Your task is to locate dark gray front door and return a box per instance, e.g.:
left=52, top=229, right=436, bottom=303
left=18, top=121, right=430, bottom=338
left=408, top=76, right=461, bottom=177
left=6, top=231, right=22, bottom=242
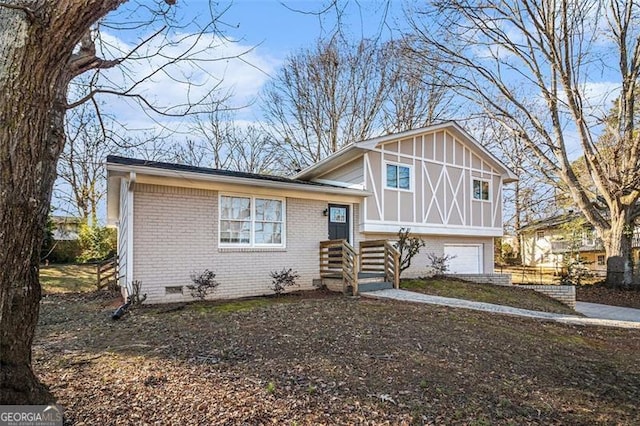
left=328, top=204, right=350, bottom=242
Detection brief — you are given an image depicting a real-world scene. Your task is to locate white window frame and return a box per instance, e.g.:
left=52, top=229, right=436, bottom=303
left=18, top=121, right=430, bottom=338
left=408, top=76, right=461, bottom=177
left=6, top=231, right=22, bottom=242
left=384, top=162, right=413, bottom=192
left=218, top=193, right=286, bottom=248
left=536, top=231, right=545, bottom=241
left=472, top=178, right=491, bottom=201
left=582, top=229, right=595, bottom=247
left=597, top=255, right=605, bottom=266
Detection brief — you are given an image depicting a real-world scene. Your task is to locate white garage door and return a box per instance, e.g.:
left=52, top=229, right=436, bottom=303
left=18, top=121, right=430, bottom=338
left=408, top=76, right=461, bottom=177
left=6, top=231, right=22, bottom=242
left=444, top=244, right=483, bottom=274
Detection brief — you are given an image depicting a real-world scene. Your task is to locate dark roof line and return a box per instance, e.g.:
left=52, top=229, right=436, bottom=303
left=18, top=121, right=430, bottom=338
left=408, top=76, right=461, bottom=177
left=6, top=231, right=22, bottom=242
left=106, top=155, right=345, bottom=189
left=519, top=212, right=583, bottom=232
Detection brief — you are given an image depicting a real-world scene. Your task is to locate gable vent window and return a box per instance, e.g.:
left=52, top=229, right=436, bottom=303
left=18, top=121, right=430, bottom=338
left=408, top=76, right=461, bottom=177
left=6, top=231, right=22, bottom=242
left=386, top=164, right=411, bottom=190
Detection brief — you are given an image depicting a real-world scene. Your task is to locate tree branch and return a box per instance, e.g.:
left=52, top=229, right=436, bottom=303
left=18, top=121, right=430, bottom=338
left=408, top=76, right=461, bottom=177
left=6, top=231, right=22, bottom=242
left=67, top=26, right=166, bottom=79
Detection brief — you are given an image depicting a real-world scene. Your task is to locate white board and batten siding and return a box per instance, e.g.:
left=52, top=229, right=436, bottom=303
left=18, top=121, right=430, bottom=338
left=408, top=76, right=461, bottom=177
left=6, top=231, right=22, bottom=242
left=361, top=129, right=504, bottom=237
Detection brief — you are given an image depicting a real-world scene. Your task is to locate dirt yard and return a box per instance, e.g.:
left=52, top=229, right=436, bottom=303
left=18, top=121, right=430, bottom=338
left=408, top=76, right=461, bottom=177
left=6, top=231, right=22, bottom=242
left=34, top=290, right=640, bottom=424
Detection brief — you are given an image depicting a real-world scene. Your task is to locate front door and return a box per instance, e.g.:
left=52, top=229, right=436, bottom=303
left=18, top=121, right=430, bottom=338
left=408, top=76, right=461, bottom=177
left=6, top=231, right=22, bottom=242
left=328, top=204, right=350, bottom=242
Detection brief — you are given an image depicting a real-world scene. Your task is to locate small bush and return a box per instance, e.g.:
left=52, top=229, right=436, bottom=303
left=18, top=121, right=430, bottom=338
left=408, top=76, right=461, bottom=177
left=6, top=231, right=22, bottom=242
left=426, top=253, right=456, bottom=276
left=558, top=258, right=593, bottom=285
left=270, top=268, right=300, bottom=296
left=187, top=269, right=219, bottom=300
left=129, top=280, right=147, bottom=306
left=396, top=228, right=425, bottom=277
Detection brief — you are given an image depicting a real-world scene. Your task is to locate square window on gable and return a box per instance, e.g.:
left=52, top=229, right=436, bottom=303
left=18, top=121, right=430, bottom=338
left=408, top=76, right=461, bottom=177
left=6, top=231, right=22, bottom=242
left=386, top=164, right=411, bottom=190
left=473, top=179, right=489, bottom=201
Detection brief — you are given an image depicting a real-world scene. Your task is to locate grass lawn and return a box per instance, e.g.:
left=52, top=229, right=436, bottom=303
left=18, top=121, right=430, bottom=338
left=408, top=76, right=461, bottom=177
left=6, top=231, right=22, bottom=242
left=402, top=277, right=578, bottom=315
left=35, top=291, right=640, bottom=424
left=39, top=263, right=96, bottom=293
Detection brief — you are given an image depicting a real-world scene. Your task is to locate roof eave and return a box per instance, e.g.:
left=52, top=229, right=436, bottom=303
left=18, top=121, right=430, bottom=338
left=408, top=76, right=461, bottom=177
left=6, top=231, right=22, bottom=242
left=293, top=145, right=365, bottom=180
left=106, top=162, right=370, bottom=197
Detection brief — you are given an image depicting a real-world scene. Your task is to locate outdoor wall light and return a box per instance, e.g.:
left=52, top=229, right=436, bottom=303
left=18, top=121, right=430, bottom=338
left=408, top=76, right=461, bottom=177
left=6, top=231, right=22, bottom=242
left=322, top=208, right=328, bottom=217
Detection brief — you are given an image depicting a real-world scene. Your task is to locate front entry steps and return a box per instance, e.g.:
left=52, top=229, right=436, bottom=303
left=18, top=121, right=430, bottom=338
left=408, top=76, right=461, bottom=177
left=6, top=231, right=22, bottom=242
left=357, top=272, right=393, bottom=292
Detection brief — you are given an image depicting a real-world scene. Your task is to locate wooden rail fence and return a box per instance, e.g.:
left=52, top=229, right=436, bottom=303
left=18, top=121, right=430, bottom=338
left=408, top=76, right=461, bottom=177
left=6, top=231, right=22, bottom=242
left=97, top=256, right=118, bottom=290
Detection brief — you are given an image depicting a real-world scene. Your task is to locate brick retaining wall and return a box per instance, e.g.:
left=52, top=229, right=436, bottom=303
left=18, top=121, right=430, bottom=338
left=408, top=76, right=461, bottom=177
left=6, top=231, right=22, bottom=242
left=446, top=273, right=513, bottom=286
left=446, top=273, right=576, bottom=309
left=518, top=284, right=576, bottom=309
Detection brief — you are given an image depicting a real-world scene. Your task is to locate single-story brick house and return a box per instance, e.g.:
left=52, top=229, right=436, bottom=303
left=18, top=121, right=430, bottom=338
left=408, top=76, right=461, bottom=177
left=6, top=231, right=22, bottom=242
left=107, top=121, right=517, bottom=303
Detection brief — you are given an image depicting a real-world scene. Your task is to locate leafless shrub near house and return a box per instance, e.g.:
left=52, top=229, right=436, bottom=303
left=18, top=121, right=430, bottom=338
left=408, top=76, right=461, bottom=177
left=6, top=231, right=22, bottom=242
left=396, top=228, right=425, bottom=277
left=270, top=268, right=300, bottom=296
left=426, top=253, right=456, bottom=276
left=187, top=270, right=220, bottom=300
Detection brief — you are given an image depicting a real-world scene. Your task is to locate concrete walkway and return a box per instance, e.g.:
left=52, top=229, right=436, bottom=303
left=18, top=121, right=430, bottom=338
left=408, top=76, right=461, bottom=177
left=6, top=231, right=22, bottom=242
left=575, top=301, right=640, bottom=322
left=362, top=289, right=640, bottom=330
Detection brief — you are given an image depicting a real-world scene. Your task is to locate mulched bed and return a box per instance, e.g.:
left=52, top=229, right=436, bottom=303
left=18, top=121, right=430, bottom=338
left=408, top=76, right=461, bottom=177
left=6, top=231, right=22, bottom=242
left=576, top=285, right=640, bottom=309
left=34, top=291, right=640, bottom=424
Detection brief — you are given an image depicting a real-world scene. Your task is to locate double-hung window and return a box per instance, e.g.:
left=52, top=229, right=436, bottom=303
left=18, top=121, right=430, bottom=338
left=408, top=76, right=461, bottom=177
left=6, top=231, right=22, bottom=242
left=220, top=195, right=284, bottom=247
left=386, top=163, right=411, bottom=190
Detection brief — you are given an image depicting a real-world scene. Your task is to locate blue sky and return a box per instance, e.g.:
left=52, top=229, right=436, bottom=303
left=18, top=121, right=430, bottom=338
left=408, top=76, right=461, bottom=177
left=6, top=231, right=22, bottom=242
left=55, top=1, right=407, bottom=218
left=57, top=0, right=624, bottom=220
left=86, top=0, right=407, bottom=132
left=219, top=0, right=403, bottom=55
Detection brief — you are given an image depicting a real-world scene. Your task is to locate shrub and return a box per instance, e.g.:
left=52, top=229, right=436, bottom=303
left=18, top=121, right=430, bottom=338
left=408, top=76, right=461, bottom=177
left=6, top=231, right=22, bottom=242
left=77, top=223, right=116, bottom=263
left=46, top=240, right=83, bottom=263
left=558, top=257, right=593, bottom=285
left=426, top=252, right=456, bottom=276
left=270, top=268, right=300, bottom=296
left=396, top=228, right=425, bottom=277
left=129, top=280, right=147, bottom=306
left=112, top=280, right=146, bottom=320
left=187, top=269, right=219, bottom=300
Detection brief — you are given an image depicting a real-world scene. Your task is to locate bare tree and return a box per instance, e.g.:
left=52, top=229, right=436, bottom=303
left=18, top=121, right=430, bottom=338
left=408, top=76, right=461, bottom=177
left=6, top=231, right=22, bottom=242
left=228, top=125, right=281, bottom=174
left=472, top=115, right=558, bottom=259
left=55, top=89, right=124, bottom=224
left=381, top=36, right=457, bottom=132
left=409, top=0, right=640, bottom=286
left=0, top=0, right=232, bottom=403
left=262, top=37, right=392, bottom=169
left=170, top=106, right=281, bottom=174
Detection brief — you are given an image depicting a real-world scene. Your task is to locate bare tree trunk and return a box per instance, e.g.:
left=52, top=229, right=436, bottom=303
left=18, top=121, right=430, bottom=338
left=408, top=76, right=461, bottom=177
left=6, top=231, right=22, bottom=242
left=0, top=0, right=125, bottom=404
left=600, top=210, right=634, bottom=288
left=513, top=180, right=522, bottom=261
left=0, top=17, right=64, bottom=404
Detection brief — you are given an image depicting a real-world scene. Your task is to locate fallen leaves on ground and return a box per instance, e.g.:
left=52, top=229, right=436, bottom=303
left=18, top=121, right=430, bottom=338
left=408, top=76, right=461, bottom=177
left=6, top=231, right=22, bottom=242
left=576, top=285, right=640, bottom=309
left=34, top=290, right=640, bottom=424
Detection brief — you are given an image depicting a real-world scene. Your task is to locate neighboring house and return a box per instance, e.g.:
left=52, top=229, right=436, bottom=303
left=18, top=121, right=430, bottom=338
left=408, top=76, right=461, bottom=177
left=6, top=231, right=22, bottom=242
left=51, top=215, right=82, bottom=240
left=520, top=213, right=640, bottom=275
left=106, top=121, right=517, bottom=303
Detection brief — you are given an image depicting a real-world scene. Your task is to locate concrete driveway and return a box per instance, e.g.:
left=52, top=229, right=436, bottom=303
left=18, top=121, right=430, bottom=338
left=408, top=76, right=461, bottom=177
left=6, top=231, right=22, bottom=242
left=575, top=302, right=640, bottom=322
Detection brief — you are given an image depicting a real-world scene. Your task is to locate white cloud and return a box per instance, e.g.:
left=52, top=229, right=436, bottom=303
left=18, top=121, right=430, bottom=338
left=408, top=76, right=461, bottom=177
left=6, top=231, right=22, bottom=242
left=70, top=30, right=280, bottom=134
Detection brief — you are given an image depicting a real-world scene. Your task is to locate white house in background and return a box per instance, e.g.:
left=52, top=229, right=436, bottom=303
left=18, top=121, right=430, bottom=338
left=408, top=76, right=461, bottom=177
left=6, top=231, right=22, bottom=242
left=106, top=121, right=517, bottom=303
left=520, top=213, right=640, bottom=275
left=50, top=215, right=82, bottom=240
